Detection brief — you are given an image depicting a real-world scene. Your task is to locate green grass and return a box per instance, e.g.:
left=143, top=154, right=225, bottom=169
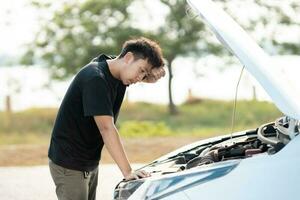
left=0, top=99, right=282, bottom=144
left=0, top=132, right=50, bottom=145
left=118, top=99, right=281, bottom=136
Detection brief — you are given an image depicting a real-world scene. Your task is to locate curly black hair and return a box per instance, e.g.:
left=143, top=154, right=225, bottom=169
left=119, top=37, right=164, bottom=68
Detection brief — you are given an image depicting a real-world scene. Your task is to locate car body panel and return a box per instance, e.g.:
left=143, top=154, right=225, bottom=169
left=129, top=160, right=240, bottom=200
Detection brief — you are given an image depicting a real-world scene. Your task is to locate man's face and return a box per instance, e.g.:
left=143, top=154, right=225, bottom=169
left=120, top=56, right=152, bottom=85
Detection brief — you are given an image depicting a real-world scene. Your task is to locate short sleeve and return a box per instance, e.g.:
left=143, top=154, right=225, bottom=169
left=82, top=77, right=113, bottom=117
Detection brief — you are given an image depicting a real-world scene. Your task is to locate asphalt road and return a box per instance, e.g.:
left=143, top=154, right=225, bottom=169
left=0, top=164, right=143, bottom=200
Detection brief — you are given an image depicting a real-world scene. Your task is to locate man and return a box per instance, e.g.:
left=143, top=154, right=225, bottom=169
left=48, top=37, right=165, bottom=200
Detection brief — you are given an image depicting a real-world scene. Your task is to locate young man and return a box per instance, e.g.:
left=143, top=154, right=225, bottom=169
left=48, top=37, right=165, bottom=200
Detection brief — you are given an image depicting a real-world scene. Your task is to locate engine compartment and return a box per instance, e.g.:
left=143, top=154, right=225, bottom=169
left=141, top=116, right=298, bottom=175
left=114, top=117, right=299, bottom=200
left=142, top=133, right=267, bottom=175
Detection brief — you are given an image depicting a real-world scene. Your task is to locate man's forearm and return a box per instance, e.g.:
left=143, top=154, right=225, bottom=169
left=100, top=127, right=132, bottom=177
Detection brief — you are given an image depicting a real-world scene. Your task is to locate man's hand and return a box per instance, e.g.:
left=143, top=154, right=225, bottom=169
left=143, top=67, right=166, bottom=83
left=124, top=170, right=151, bottom=181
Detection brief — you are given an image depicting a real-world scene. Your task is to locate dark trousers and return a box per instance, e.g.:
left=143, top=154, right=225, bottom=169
left=49, top=160, right=99, bottom=200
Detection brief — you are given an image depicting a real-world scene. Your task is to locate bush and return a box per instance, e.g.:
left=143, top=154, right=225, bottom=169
left=119, top=121, right=172, bottom=137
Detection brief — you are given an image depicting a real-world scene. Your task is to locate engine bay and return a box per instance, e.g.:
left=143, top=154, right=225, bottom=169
left=114, top=117, right=299, bottom=200
left=141, top=116, right=299, bottom=175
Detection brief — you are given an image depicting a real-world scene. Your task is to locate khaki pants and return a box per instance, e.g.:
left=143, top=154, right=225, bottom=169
left=49, top=160, right=99, bottom=200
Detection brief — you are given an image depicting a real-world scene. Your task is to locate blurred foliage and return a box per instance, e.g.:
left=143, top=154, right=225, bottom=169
left=119, top=121, right=172, bottom=137
left=22, top=0, right=141, bottom=78
left=119, top=100, right=281, bottom=131
left=0, top=100, right=282, bottom=144
left=0, top=133, right=49, bottom=145
left=22, top=0, right=208, bottom=78
left=218, top=0, right=300, bottom=55
left=151, top=0, right=214, bottom=114
left=0, top=108, right=57, bottom=135
left=21, top=0, right=218, bottom=114
left=22, top=0, right=300, bottom=72
left=21, top=0, right=300, bottom=114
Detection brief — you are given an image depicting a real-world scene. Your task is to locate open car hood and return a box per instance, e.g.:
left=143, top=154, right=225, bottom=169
left=187, top=0, right=300, bottom=120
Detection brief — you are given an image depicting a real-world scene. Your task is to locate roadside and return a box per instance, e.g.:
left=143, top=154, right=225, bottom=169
left=0, top=136, right=201, bottom=166
left=0, top=164, right=143, bottom=200
left=0, top=136, right=203, bottom=200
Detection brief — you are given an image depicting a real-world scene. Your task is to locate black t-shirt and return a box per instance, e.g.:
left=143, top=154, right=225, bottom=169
left=48, top=54, right=126, bottom=171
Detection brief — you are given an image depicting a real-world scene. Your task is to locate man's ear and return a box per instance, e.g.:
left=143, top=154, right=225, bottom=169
left=123, top=52, right=135, bottom=64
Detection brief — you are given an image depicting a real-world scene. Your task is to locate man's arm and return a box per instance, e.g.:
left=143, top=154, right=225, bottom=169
left=94, top=115, right=150, bottom=180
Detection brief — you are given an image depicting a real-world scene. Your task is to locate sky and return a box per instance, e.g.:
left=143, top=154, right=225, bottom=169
left=0, top=0, right=39, bottom=56
left=0, top=0, right=299, bottom=111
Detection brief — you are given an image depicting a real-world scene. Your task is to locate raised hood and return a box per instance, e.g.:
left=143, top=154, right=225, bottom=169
left=187, top=0, right=300, bottom=120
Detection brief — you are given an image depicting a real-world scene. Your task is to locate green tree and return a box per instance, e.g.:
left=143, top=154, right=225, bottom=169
left=219, top=0, right=300, bottom=101
left=220, top=0, right=300, bottom=55
left=24, top=0, right=220, bottom=115
left=152, top=0, right=223, bottom=114
left=256, top=0, right=300, bottom=54
left=23, top=0, right=300, bottom=115
left=155, top=0, right=300, bottom=113
left=129, top=0, right=224, bottom=114
left=23, top=0, right=142, bottom=78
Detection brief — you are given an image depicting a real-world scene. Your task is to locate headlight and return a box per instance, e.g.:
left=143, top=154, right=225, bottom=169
left=114, top=179, right=145, bottom=200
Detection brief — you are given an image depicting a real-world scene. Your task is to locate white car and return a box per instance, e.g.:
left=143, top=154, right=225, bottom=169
left=113, top=0, right=300, bottom=199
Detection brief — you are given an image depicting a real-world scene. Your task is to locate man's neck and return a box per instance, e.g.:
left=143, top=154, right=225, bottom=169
left=107, top=58, right=121, bottom=80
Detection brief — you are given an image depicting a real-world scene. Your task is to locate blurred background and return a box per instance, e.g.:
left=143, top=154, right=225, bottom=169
left=0, top=0, right=300, bottom=166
